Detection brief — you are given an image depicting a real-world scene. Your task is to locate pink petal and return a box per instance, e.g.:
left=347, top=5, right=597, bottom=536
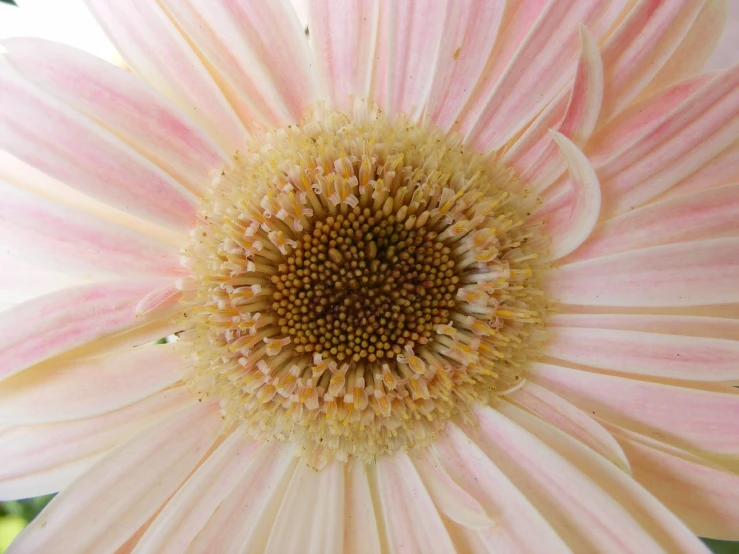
left=599, top=1, right=706, bottom=121
left=466, top=405, right=668, bottom=553
left=431, top=425, right=570, bottom=553
left=308, top=0, right=379, bottom=112
left=0, top=181, right=181, bottom=279
left=7, top=399, right=221, bottom=554
left=160, top=0, right=318, bottom=127
left=611, top=425, right=739, bottom=541
left=465, top=1, right=622, bottom=152
left=545, top=326, right=739, bottom=381
left=530, top=362, right=739, bottom=456
left=549, top=312, right=739, bottom=341
left=375, top=453, right=456, bottom=554
left=665, top=138, right=739, bottom=198
left=343, top=460, right=382, bottom=554
left=83, top=0, right=247, bottom=153
left=498, top=402, right=710, bottom=553
left=372, top=0, right=447, bottom=119
left=265, top=461, right=344, bottom=554
left=508, top=381, right=631, bottom=471
left=186, top=443, right=298, bottom=553
left=0, top=343, right=184, bottom=424
left=534, top=132, right=601, bottom=260
left=504, top=24, right=604, bottom=192
left=423, top=0, right=506, bottom=131
left=0, top=252, right=82, bottom=306
left=547, top=237, right=739, bottom=307
left=2, top=38, right=227, bottom=195
left=134, top=429, right=261, bottom=554
left=0, top=63, right=198, bottom=231
left=0, top=387, right=192, bottom=501
left=598, top=64, right=739, bottom=217
left=0, top=279, right=176, bottom=382
left=567, top=183, right=739, bottom=262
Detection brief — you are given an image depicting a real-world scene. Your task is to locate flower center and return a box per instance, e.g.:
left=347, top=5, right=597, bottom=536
left=179, top=102, right=548, bottom=466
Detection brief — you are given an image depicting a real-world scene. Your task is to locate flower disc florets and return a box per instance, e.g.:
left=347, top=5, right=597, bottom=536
left=179, top=101, right=548, bottom=466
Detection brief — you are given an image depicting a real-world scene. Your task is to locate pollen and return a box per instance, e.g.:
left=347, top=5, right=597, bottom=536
left=178, top=100, right=548, bottom=467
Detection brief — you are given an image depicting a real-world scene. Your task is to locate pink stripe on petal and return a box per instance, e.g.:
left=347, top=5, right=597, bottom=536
left=161, top=0, right=319, bottom=127
left=309, top=0, right=380, bottom=112
left=7, top=400, right=221, bottom=554
left=83, top=0, right=247, bottom=153
left=424, top=0, right=506, bottom=131
left=508, top=381, right=631, bottom=471
left=534, top=132, right=601, bottom=260
left=0, top=182, right=181, bottom=280
left=0, top=344, right=184, bottom=424
left=530, top=362, right=739, bottom=456
left=611, top=425, right=739, bottom=541
left=499, top=402, right=711, bottom=553
left=0, top=387, right=192, bottom=501
left=548, top=237, right=739, bottom=307
left=375, top=453, right=456, bottom=554
left=0, top=65, right=198, bottom=231
left=0, top=279, right=176, bottom=382
left=664, top=138, right=739, bottom=199
left=2, top=38, right=227, bottom=195
left=545, top=326, right=739, bottom=381
left=343, top=460, right=382, bottom=554
left=567, top=183, right=739, bottom=262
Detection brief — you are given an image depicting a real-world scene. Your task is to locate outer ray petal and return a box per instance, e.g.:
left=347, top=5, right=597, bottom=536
left=547, top=237, right=739, bottom=307
left=343, top=460, right=382, bottom=554
left=133, top=429, right=261, bottom=554
left=7, top=400, right=221, bottom=554
left=507, top=381, right=631, bottom=471
left=0, top=253, right=83, bottom=307
left=611, top=425, right=739, bottom=540
left=423, top=0, right=506, bottom=131
left=160, top=0, right=319, bottom=127
left=0, top=62, right=198, bottom=231
left=0, top=387, right=192, bottom=501
left=0, top=344, right=184, bottom=424
left=0, top=279, right=176, bottom=382
left=498, top=403, right=710, bottom=553
left=530, top=362, right=739, bottom=456
left=375, top=453, right=456, bottom=554
left=265, top=460, right=344, bottom=554
left=0, top=181, right=181, bottom=280
left=308, top=0, right=380, bottom=112
left=665, top=137, right=739, bottom=198
left=83, top=0, right=247, bottom=153
left=2, top=38, right=227, bottom=195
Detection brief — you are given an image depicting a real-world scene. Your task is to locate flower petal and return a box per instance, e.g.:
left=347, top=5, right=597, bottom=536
left=0, top=61, right=198, bottom=231
left=567, top=183, right=739, bottom=262
left=665, top=137, right=739, bottom=198
left=0, top=279, right=175, bottom=382
left=0, top=343, right=184, bottom=424
left=2, top=37, right=227, bottom=195
left=0, top=181, right=181, bottom=279
left=498, top=402, right=710, bottom=553
left=160, top=0, right=319, bottom=127
left=507, top=381, right=631, bottom=471
left=530, top=362, right=739, bottom=456
left=611, top=425, right=739, bottom=541
left=134, top=429, right=261, bottom=554
left=83, top=0, right=246, bottom=153
left=548, top=237, right=739, bottom=307
left=343, top=460, right=382, bottom=554
left=308, top=0, right=380, bottom=112
left=545, top=326, right=739, bottom=381
left=375, top=453, right=456, bottom=554
left=265, top=460, right=344, bottom=554
left=423, top=0, right=506, bottom=131
left=0, top=252, right=83, bottom=307
left=7, top=399, right=221, bottom=554
left=0, top=387, right=192, bottom=501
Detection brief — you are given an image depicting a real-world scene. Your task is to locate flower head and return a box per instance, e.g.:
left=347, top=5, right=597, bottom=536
left=0, top=1, right=738, bottom=553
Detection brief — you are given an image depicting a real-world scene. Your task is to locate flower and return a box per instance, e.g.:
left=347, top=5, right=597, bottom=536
left=0, top=1, right=738, bottom=552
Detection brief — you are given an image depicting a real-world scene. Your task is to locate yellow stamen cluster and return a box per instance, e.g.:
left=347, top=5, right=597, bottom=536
left=179, top=101, right=548, bottom=466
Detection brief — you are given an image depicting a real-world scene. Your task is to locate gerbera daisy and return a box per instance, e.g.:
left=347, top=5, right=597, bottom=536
left=1, top=0, right=738, bottom=552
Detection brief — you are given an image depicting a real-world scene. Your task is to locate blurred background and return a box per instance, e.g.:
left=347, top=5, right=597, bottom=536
left=0, top=0, right=737, bottom=552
